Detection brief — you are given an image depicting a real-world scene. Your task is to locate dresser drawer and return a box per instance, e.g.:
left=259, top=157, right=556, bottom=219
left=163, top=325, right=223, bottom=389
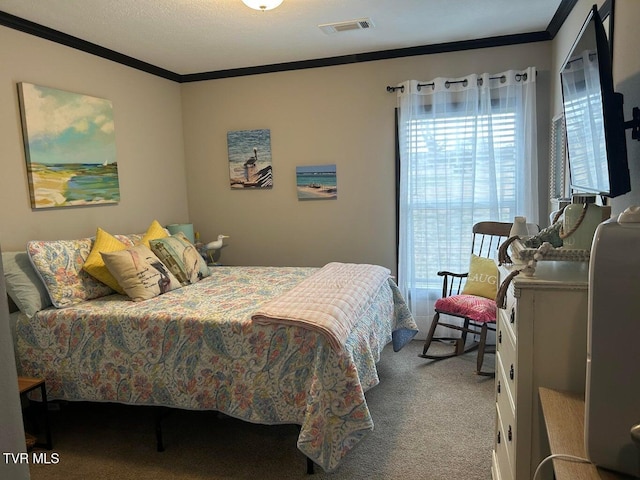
left=500, top=393, right=516, bottom=478
left=499, top=302, right=517, bottom=345
left=494, top=405, right=514, bottom=480
left=496, top=352, right=515, bottom=415
left=496, top=320, right=517, bottom=397
left=497, top=307, right=516, bottom=352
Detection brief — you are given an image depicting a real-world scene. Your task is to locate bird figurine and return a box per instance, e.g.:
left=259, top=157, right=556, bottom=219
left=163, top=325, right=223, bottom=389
left=206, top=234, right=229, bottom=251
left=205, top=235, right=229, bottom=265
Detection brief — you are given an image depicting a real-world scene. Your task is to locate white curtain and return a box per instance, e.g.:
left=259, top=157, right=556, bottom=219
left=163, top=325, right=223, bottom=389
left=396, top=67, right=538, bottom=336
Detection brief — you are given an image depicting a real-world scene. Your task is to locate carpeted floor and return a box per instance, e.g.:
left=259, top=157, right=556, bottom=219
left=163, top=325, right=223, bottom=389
left=27, top=340, right=495, bottom=480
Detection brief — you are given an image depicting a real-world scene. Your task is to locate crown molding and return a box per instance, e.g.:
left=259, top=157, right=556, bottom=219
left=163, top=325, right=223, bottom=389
left=0, top=0, right=577, bottom=84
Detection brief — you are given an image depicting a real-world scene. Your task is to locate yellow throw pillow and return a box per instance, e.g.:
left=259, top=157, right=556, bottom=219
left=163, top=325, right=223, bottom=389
left=461, top=254, right=499, bottom=300
left=139, top=219, right=168, bottom=248
left=83, top=228, right=128, bottom=294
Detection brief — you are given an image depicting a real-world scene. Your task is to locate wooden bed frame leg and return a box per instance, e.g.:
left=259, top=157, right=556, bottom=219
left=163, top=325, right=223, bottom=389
left=296, top=424, right=315, bottom=474
left=306, top=456, right=315, bottom=474
left=155, top=407, right=166, bottom=452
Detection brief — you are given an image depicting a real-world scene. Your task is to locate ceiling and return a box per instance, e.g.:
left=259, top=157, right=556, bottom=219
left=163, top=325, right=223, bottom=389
left=0, top=0, right=569, bottom=81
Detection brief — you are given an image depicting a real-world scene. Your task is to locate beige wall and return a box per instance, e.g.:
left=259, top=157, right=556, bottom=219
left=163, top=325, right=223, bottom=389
left=182, top=43, right=552, bottom=271
left=611, top=0, right=640, bottom=211
left=0, top=27, right=189, bottom=251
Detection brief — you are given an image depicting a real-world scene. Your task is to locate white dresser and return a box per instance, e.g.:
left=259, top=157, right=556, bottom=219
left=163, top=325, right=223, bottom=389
left=491, top=261, right=589, bottom=480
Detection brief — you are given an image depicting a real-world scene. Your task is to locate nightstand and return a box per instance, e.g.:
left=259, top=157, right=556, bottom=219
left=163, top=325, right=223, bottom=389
left=18, top=376, right=52, bottom=450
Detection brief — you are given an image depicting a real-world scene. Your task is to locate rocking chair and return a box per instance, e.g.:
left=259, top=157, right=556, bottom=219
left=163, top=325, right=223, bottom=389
left=418, top=221, right=513, bottom=375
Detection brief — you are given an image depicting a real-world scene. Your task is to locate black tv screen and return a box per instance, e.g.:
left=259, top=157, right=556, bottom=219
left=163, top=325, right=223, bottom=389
left=560, top=4, right=630, bottom=198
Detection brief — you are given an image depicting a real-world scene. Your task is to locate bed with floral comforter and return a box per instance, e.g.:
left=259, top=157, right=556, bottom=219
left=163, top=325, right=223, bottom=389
left=13, top=265, right=417, bottom=472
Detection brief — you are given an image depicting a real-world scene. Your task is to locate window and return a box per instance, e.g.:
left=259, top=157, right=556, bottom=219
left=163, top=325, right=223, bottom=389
left=395, top=71, right=538, bottom=332
left=401, top=108, right=520, bottom=288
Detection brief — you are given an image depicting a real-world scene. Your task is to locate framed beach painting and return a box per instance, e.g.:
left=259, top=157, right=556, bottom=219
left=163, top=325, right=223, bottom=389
left=227, top=129, right=273, bottom=189
left=17, top=82, right=120, bottom=209
left=296, top=164, right=337, bottom=200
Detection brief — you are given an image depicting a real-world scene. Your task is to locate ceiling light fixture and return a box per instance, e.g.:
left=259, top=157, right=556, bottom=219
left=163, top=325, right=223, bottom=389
left=241, top=0, right=283, bottom=11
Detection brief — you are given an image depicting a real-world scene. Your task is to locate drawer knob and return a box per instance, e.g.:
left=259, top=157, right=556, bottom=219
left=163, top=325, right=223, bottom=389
left=497, top=430, right=501, bottom=444
left=497, top=381, right=501, bottom=394
left=508, top=425, right=513, bottom=442
left=498, top=330, right=502, bottom=344
left=510, top=364, right=514, bottom=380
left=510, top=308, right=515, bottom=324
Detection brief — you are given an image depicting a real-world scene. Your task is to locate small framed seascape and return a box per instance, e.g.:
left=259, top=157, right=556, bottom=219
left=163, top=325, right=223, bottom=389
left=296, top=164, right=337, bottom=200
left=227, top=129, right=273, bottom=189
left=17, top=82, right=120, bottom=209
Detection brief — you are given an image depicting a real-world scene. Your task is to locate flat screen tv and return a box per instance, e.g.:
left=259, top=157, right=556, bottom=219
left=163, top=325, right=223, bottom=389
left=560, top=4, right=631, bottom=198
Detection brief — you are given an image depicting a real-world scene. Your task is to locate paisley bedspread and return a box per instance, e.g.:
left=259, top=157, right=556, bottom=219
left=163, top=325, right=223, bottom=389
left=14, top=266, right=417, bottom=472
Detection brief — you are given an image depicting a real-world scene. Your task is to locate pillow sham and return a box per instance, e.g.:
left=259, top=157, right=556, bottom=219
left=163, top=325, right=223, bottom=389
left=2, top=251, right=52, bottom=317
left=149, top=232, right=210, bottom=285
left=461, top=254, right=499, bottom=300
left=82, top=228, right=128, bottom=294
left=101, top=245, right=181, bottom=302
left=27, top=238, right=114, bottom=308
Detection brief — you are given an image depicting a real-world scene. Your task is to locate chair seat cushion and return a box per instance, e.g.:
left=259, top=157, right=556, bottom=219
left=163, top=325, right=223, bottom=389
left=435, top=294, right=497, bottom=323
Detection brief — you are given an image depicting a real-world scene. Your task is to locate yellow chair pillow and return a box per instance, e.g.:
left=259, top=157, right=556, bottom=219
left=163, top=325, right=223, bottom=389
left=461, top=254, right=498, bottom=300
left=83, top=228, right=128, bottom=294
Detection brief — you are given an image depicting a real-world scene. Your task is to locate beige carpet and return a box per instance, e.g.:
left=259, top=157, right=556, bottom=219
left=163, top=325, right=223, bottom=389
left=27, top=340, right=495, bottom=480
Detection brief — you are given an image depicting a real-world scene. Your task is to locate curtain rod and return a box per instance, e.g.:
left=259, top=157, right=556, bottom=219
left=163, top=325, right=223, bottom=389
left=386, top=72, right=530, bottom=93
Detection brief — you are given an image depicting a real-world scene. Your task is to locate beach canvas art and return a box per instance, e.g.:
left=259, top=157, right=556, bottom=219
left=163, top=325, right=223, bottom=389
left=18, top=82, right=120, bottom=209
left=227, top=129, right=273, bottom=189
left=296, top=164, right=337, bottom=200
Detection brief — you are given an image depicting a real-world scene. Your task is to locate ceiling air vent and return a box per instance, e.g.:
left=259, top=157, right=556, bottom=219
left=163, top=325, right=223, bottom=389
left=319, top=18, right=375, bottom=34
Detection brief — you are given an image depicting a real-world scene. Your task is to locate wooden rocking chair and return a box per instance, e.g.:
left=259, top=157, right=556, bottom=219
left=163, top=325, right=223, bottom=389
left=418, top=221, right=513, bottom=375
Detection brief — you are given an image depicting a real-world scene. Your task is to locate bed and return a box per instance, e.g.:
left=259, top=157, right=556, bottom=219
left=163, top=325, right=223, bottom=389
left=4, top=230, right=417, bottom=473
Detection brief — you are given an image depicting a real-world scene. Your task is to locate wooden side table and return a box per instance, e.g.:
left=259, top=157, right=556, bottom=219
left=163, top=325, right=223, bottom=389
left=18, top=376, right=52, bottom=450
